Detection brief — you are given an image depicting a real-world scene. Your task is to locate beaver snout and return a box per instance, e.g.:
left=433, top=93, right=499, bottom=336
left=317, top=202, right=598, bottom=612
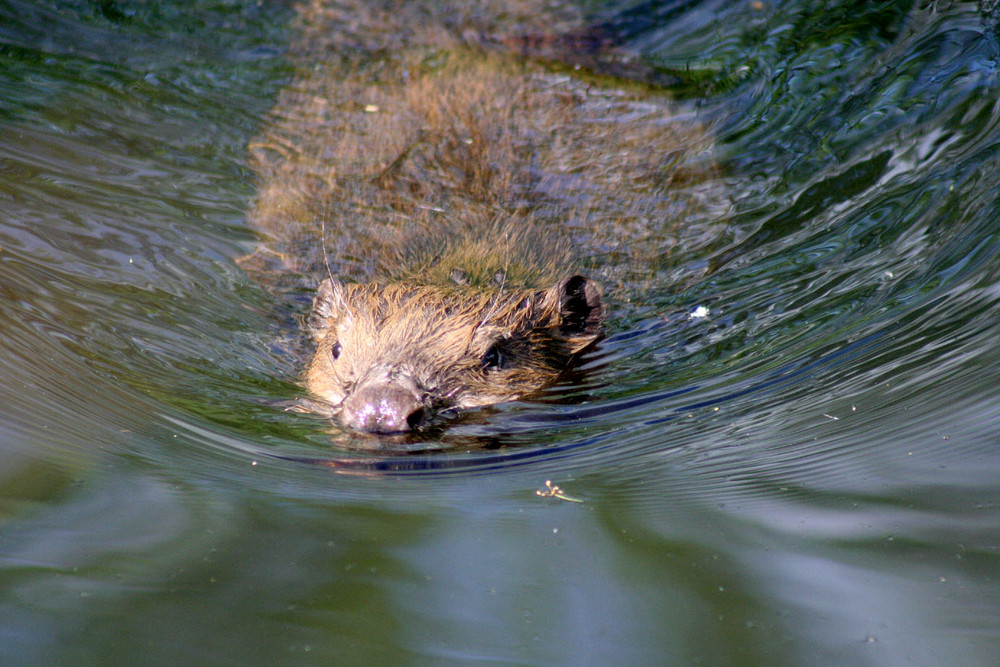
left=341, top=379, right=427, bottom=434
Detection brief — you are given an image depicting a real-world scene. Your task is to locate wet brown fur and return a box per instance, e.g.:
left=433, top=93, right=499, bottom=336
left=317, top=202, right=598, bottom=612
left=307, top=279, right=601, bottom=413
left=243, top=0, right=718, bottom=433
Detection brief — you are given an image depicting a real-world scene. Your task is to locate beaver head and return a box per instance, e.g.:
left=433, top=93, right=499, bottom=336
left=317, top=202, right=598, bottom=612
left=306, top=275, right=603, bottom=434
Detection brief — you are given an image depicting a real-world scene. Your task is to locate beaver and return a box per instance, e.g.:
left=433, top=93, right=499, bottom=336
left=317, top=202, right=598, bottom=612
left=304, top=217, right=603, bottom=433
left=243, top=0, right=716, bottom=435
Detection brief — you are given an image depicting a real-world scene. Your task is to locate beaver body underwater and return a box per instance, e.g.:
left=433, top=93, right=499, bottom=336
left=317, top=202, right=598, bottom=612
left=243, top=0, right=715, bottom=435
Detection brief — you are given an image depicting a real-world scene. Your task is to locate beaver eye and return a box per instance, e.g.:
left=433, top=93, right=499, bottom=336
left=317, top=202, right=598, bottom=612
left=330, top=341, right=343, bottom=361
left=481, top=343, right=503, bottom=370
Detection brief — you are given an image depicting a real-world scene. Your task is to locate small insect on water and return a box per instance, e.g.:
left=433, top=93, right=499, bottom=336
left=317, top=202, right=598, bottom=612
left=535, top=480, right=583, bottom=503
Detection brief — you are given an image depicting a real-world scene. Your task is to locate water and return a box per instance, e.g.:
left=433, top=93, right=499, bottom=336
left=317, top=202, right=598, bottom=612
left=2, top=0, right=999, bottom=664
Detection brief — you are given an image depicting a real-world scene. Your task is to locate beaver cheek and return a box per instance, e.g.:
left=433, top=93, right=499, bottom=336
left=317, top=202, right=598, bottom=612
left=340, top=381, right=426, bottom=434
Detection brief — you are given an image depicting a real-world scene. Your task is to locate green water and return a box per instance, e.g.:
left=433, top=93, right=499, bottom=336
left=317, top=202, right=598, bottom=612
left=2, top=0, right=1000, bottom=665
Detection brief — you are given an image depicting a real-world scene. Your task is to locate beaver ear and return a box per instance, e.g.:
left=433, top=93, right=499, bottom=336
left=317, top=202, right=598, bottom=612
left=309, top=278, right=345, bottom=340
left=544, top=275, right=604, bottom=351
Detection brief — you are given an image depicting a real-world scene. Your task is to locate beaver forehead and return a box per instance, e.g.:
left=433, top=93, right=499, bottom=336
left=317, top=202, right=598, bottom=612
left=338, top=299, right=508, bottom=357
left=342, top=283, right=537, bottom=327
left=328, top=285, right=538, bottom=376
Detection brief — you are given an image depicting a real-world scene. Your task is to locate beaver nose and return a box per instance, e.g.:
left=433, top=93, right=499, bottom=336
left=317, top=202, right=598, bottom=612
left=341, top=381, right=426, bottom=434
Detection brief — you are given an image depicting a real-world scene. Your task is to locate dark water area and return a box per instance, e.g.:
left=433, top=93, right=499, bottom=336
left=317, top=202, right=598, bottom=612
left=2, top=0, right=1000, bottom=665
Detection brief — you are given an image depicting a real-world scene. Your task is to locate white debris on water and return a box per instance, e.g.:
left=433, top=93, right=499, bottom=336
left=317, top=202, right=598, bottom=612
left=689, top=305, right=710, bottom=320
